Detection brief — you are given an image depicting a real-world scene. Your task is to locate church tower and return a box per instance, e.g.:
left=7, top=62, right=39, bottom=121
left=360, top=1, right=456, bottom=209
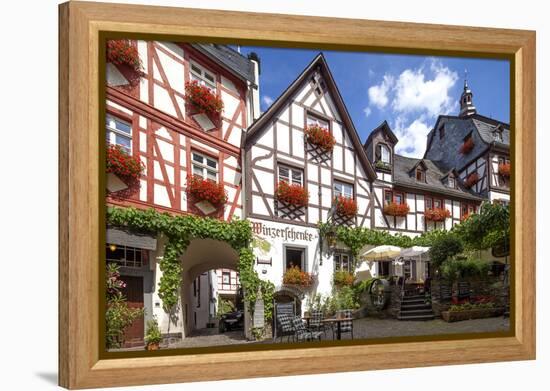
left=459, top=72, right=477, bottom=117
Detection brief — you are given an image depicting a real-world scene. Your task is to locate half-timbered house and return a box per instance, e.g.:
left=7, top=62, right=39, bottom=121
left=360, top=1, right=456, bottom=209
left=243, top=54, right=377, bottom=313
left=105, top=41, right=259, bottom=345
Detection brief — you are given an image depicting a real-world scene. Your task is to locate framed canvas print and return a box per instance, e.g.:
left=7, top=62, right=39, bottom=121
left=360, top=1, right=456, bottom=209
left=58, top=1, right=536, bottom=389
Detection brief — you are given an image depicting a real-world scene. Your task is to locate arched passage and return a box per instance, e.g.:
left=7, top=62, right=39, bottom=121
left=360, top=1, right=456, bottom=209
left=179, top=238, right=242, bottom=337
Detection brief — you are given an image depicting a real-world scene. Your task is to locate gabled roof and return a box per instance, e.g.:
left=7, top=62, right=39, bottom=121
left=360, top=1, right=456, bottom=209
left=245, top=53, right=376, bottom=181
left=192, top=44, right=256, bottom=85
left=393, top=155, right=483, bottom=201
left=364, top=120, right=399, bottom=147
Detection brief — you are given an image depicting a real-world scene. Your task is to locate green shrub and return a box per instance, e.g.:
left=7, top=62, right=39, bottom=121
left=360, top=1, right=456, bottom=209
left=440, top=258, right=490, bottom=282
left=333, top=271, right=355, bottom=287
left=144, top=317, right=162, bottom=345
left=325, top=286, right=360, bottom=314
left=449, top=302, right=496, bottom=312
left=429, top=234, right=463, bottom=267
left=216, top=296, right=235, bottom=317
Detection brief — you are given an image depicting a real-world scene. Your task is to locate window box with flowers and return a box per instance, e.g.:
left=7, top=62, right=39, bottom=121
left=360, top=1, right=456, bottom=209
left=333, top=271, right=355, bottom=287
left=375, top=160, right=392, bottom=171
left=424, top=208, right=451, bottom=222
left=184, top=80, right=224, bottom=119
left=463, top=172, right=480, bottom=189
left=275, top=181, right=309, bottom=208
left=106, top=144, right=144, bottom=188
left=106, top=40, right=143, bottom=87
left=498, top=162, right=510, bottom=179
left=334, top=195, right=358, bottom=218
left=383, top=202, right=409, bottom=217
left=185, top=175, right=228, bottom=207
left=304, top=124, right=336, bottom=153
left=459, top=137, right=475, bottom=155
left=283, top=266, right=314, bottom=287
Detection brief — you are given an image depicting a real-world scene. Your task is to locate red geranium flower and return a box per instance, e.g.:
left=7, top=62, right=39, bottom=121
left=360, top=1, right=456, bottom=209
left=383, top=202, right=409, bottom=216
left=283, top=266, right=314, bottom=287
left=184, top=80, right=224, bottom=117
left=185, top=175, right=227, bottom=206
left=464, top=172, right=480, bottom=189
left=106, top=144, right=144, bottom=183
left=498, top=163, right=510, bottom=178
left=334, top=195, right=358, bottom=218
left=304, top=124, right=336, bottom=152
left=459, top=137, right=475, bottom=154
left=275, top=181, right=309, bottom=208
left=106, top=40, right=142, bottom=73
left=424, top=207, right=451, bottom=222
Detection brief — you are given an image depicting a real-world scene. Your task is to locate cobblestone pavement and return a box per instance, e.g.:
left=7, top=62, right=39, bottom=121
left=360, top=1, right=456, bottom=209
left=161, top=316, right=510, bottom=349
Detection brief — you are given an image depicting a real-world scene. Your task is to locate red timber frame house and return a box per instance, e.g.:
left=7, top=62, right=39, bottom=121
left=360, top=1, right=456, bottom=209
left=104, top=40, right=260, bottom=347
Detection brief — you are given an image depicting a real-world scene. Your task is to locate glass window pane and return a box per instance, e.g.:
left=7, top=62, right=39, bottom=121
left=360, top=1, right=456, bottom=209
left=115, top=135, right=131, bottom=151
left=192, top=166, right=203, bottom=176
left=206, top=158, right=217, bottom=169
left=191, top=64, right=202, bottom=75
left=279, top=167, right=289, bottom=182
left=206, top=170, right=217, bottom=181
left=291, top=170, right=302, bottom=185
left=192, top=153, right=203, bottom=164
left=114, top=119, right=131, bottom=134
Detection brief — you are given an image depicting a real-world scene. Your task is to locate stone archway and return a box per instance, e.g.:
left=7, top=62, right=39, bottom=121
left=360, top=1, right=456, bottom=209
left=178, top=238, right=241, bottom=338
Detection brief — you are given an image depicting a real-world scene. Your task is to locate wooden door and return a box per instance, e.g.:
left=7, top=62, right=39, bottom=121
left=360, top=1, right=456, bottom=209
left=120, top=275, right=144, bottom=347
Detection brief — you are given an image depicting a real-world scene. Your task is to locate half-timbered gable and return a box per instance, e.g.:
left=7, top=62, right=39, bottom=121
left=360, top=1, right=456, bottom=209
left=106, top=41, right=260, bottom=221
left=244, top=54, right=376, bottom=228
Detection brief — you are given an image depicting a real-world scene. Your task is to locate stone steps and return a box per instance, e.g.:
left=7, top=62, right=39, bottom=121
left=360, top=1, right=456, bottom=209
left=398, top=294, right=434, bottom=321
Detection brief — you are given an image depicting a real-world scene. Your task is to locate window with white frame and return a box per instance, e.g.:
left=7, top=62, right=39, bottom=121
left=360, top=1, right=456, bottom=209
left=191, top=152, right=218, bottom=181
left=278, top=165, right=303, bottom=186
left=334, top=252, right=352, bottom=272
left=334, top=180, right=353, bottom=199
left=306, top=114, right=329, bottom=129
left=106, top=114, right=132, bottom=153
left=190, top=61, right=217, bottom=91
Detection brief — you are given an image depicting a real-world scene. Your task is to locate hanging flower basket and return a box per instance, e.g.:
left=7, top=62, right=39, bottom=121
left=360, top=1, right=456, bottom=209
left=106, top=144, right=144, bottom=184
left=283, top=266, right=314, bottom=287
left=275, top=181, right=309, bottom=208
left=424, top=208, right=451, bottom=222
left=459, top=137, right=475, bottom=154
left=334, top=195, right=358, bottom=218
left=464, top=172, right=480, bottom=189
left=304, top=124, right=336, bottom=152
left=383, top=202, right=409, bottom=217
left=106, top=40, right=143, bottom=73
left=184, top=80, right=224, bottom=117
left=185, top=175, right=227, bottom=206
left=498, top=162, right=510, bottom=178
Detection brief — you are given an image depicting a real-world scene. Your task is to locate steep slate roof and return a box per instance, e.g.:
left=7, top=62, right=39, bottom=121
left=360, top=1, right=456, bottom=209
left=192, top=44, right=256, bottom=84
left=393, top=155, right=483, bottom=201
left=245, top=53, right=377, bottom=181
left=424, top=114, right=510, bottom=172
left=364, top=120, right=399, bottom=147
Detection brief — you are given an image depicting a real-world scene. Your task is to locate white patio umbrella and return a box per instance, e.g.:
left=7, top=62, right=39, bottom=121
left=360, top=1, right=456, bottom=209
left=400, top=246, right=430, bottom=258
left=360, top=245, right=402, bottom=261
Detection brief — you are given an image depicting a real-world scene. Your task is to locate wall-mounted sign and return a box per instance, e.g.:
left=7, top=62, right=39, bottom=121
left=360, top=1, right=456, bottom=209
left=253, top=298, right=265, bottom=328
left=252, top=221, right=315, bottom=242
left=257, top=257, right=272, bottom=265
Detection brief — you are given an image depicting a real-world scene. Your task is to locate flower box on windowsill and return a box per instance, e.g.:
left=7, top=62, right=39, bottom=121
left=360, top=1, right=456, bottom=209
left=375, top=160, right=392, bottom=172
left=275, top=181, right=309, bottom=208
left=463, top=172, right=480, bottom=189
left=282, top=266, right=314, bottom=287
left=498, top=163, right=510, bottom=178
left=107, top=40, right=143, bottom=73
left=334, top=196, right=358, bottom=218
left=185, top=175, right=227, bottom=207
left=383, top=202, right=409, bottom=217
left=304, top=124, right=336, bottom=153
left=184, top=80, right=224, bottom=121
left=459, top=137, right=475, bottom=154
left=424, top=207, right=451, bottom=222
left=106, top=144, right=144, bottom=187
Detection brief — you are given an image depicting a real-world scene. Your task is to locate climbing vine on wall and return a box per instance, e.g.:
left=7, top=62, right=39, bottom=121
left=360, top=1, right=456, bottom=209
left=106, top=207, right=274, bottom=331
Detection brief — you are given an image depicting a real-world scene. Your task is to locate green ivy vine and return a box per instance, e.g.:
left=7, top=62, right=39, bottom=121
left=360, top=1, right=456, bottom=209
left=106, top=206, right=274, bottom=332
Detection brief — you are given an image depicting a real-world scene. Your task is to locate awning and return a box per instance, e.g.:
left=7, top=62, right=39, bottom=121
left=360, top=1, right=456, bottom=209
left=360, top=245, right=402, bottom=261
left=106, top=228, right=157, bottom=250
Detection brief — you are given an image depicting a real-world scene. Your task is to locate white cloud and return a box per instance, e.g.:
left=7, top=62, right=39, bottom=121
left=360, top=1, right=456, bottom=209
left=367, top=74, right=394, bottom=109
left=262, top=95, right=274, bottom=106
left=393, top=115, right=431, bottom=158
left=363, top=107, right=372, bottom=117
left=392, top=59, right=458, bottom=118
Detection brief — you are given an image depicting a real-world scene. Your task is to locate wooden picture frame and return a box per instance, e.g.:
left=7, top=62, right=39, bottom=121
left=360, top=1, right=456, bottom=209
left=59, top=1, right=536, bottom=389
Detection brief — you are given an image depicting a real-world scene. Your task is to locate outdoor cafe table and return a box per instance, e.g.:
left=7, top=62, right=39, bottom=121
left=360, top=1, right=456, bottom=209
left=322, top=317, right=353, bottom=340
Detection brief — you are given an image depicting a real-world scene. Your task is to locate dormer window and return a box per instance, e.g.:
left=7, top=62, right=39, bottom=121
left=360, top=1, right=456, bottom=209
left=492, top=125, right=504, bottom=142
left=447, top=176, right=456, bottom=189
left=375, top=143, right=391, bottom=164
left=416, top=168, right=425, bottom=182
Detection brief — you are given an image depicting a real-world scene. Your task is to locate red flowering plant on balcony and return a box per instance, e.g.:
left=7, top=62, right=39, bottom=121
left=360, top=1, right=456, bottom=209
left=106, top=144, right=144, bottom=184
left=283, top=266, right=314, bottom=287
left=184, top=80, right=224, bottom=118
left=459, top=137, right=475, bottom=154
left=304, top=124, right=336, bottom=152
left=275, top=181, right=309, bottom=208
left=424, top=208, right=451, bottom=222
left=334, top=195, right=358, bottom=218
left=106, top=40, right=143, bottom=73
left=383, top=202, right=409, bottom=217
left=498, top=162, right=511, bottom=178
left=463, top=172, right=480, bottom=189
left=185, top=175, right=227, bottom=206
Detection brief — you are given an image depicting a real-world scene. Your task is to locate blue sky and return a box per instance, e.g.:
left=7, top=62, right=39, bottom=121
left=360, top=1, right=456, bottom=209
left=237, top=46, right=510, bottom=158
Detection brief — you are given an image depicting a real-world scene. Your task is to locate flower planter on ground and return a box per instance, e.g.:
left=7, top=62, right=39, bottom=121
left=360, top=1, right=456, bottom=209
left=106, top=144, right=144, bottom=187
left=383, top=202, right=409, bottom=217
left=304, top=124, right=336, bottom=152
left=498, top=162, right=510, bottom=178
left=441, top=307, right=505, bottom=322
left=275, top=181, right=309, bottom=208
left=185, top=175, right=227, bottom=207
left=424, top=207, right=451, bottom=222
left=464, top=172, right=480, bottom=189
left=184, top=80, right=224, bottom=119
left=459, top=137, right=475, bottom=154
left=334, top=196, right=358, bottom=218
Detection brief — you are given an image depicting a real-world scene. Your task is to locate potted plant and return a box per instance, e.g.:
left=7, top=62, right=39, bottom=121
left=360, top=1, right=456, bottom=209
left=463, top=172, right=480, bottom=189
left=498, top=162, right=510, bottom=178
left=304, top=124, right=336, bottom=152
left=383, top=202, right=409, bottom=216
left=184, top=80, right=224, bottom=118
left=106, top=39, right=143, bottom=73
left=106, top=144, right=144, bottom=187
left=459, top=137, right=475, bottom=154
left=283, top=266, right=314, bottom=287
left=275, top=181, right=309, bottom=207
left=333, top=270, right=355, bottom=287
left=334, top=195, right=358, bottom=218
left=424, top=207, right=451, bottom=222
left=144, top=317, right=162, bottom=351
left=185, top=174, right=228, bottom=207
